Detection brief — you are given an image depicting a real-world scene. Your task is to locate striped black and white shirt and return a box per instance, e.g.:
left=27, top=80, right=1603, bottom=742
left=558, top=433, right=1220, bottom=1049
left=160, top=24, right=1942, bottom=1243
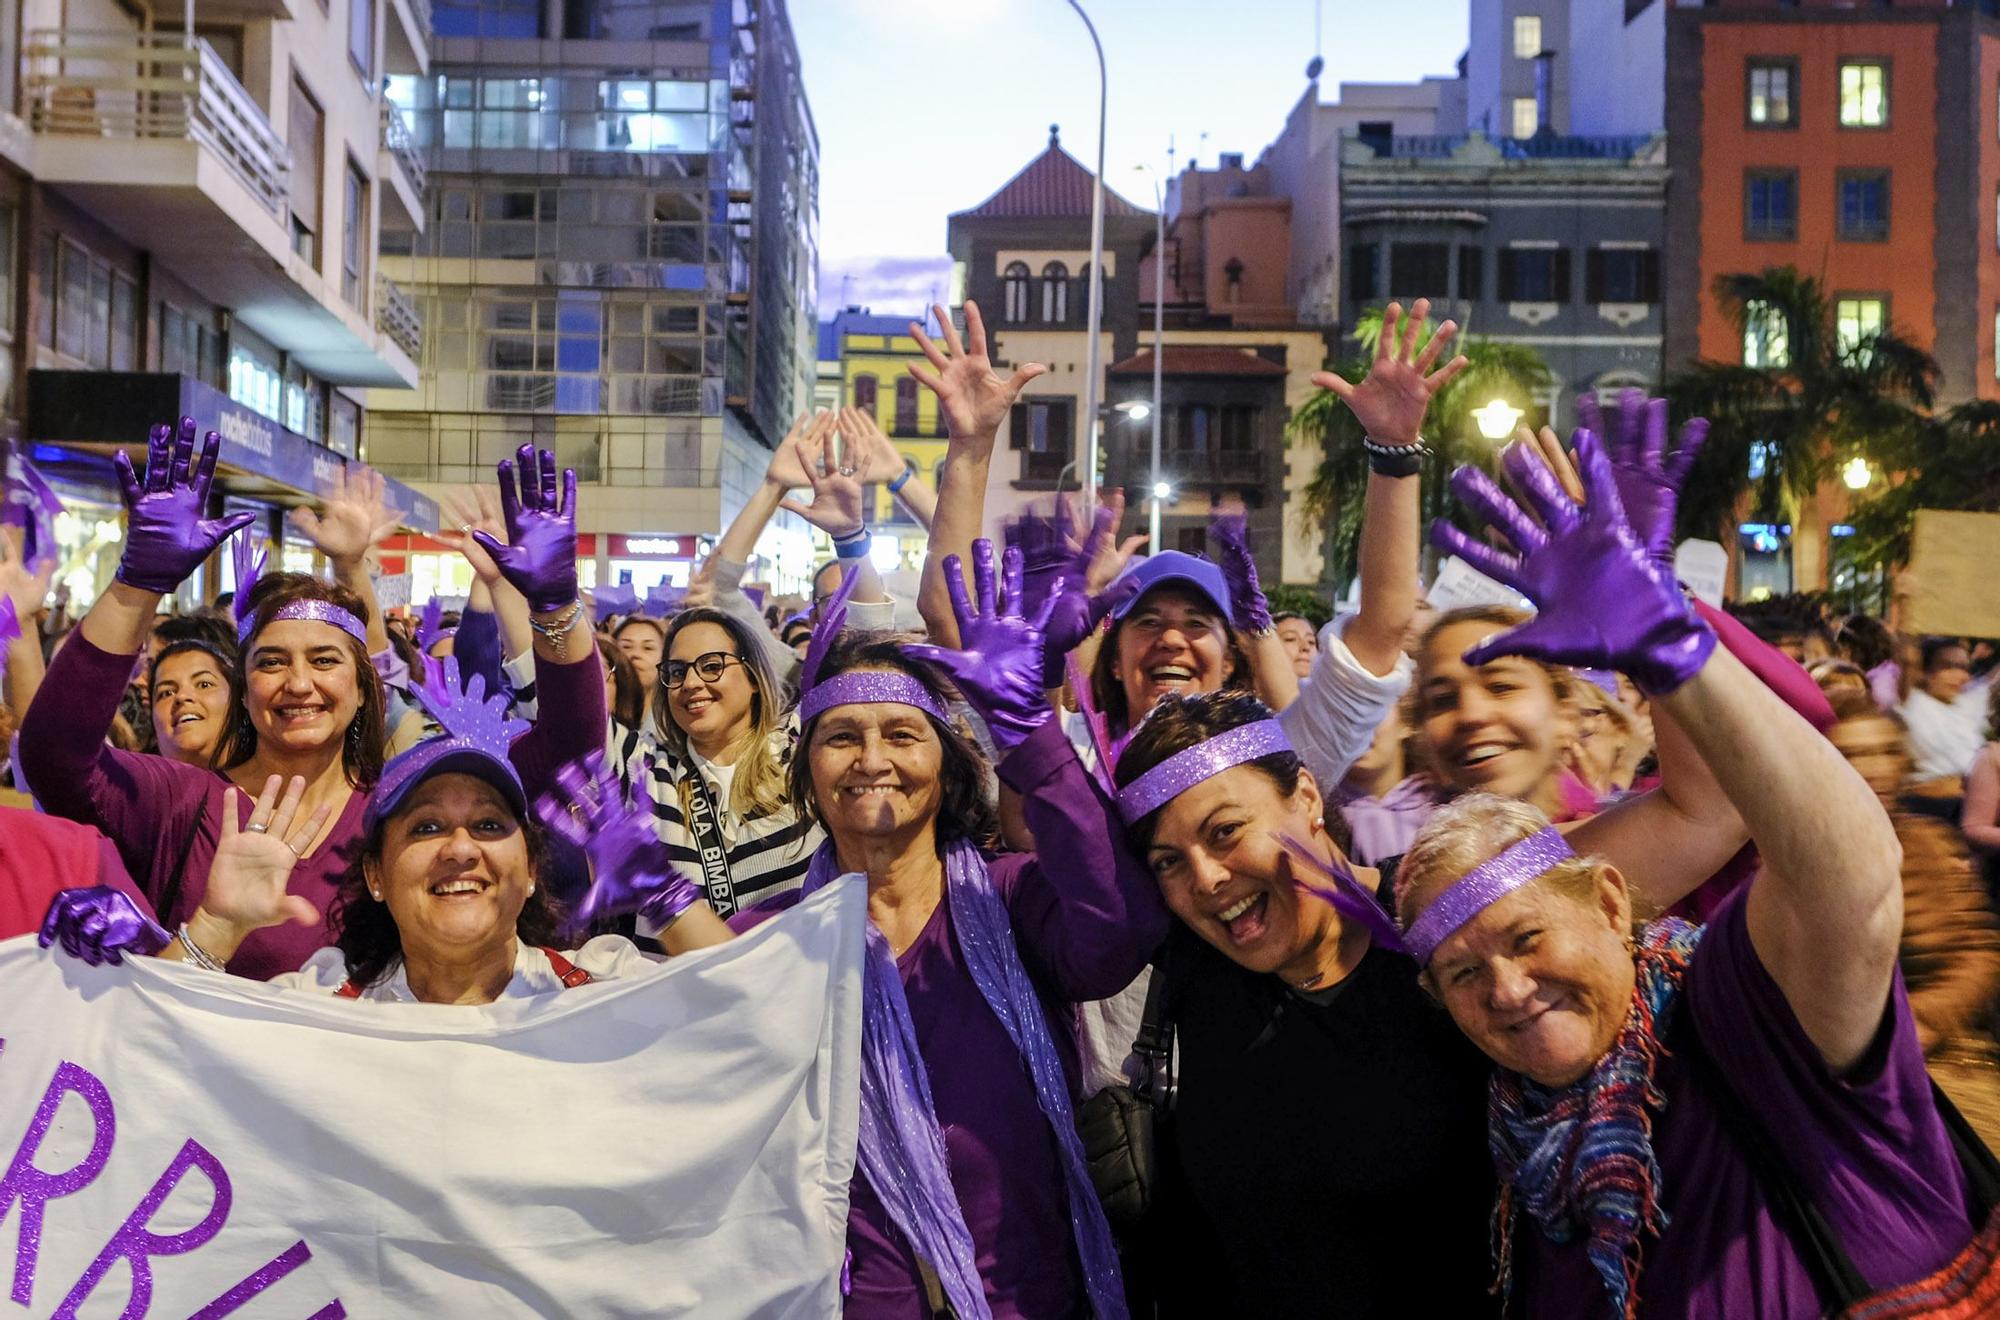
left=609, top=714, right=822, bottom=922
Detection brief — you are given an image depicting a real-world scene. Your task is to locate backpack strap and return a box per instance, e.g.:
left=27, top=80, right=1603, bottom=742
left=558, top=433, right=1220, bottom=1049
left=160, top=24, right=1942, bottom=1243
left=334, top=947, right=593, bottom=998
left=1132, top=941, right=1176, bottom=1113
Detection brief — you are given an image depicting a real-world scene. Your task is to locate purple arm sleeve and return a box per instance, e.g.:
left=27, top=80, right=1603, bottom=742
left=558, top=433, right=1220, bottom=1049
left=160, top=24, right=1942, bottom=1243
left=452, top=606, right=505, bottom=699
left=507, top=647, right=608, bottom=805
left=1695, top=598, right=1835, bottom=732
left=17, top=632, right=207, bottom=900
left=995, top=718, right=1172, bottom=1001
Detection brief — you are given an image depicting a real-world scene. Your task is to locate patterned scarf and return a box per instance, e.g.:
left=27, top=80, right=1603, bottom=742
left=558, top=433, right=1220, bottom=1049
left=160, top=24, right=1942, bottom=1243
left=1488, top=917, right=1704, bottom=1320
left=802, top=841, right=1127, bottom=1320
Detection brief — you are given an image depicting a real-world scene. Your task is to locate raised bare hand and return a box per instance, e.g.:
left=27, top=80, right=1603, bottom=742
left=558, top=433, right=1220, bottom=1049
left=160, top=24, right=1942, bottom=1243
left=777, top=413, right=866, bottom=537
left=201, top=776, right=329, bottom=939
left=438, top=483, right=508, bottom=586
left=292, top=465, right=402, bottom=567
left=908, top=301, right=1047, bottom=447
left=1311, top=298, right=1469, bottom=447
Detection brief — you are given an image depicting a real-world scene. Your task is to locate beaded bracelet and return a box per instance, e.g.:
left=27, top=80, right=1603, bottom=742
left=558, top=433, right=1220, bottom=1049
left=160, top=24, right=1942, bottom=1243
left=529, top=599, right=585, bottom=661
left=1363, top=435, right=1430, bottom=479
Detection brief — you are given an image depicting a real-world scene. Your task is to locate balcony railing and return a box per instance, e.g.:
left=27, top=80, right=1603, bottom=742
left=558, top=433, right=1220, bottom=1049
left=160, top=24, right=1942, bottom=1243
left=380, top=102, right=427, bottom=200
left=1365, top=131, right=1657, bottom=162
left=376, top=275, right=423, bottom=361
left=403, top=0, right=433, bottom=43
left=1166, top=446, right=1265, bottom=487
left=25, top=31, right=289, bottom=218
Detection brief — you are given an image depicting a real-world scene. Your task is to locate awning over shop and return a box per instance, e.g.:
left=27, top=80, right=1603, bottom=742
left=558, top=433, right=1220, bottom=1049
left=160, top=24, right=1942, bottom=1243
left=24, top=370, right=439, bottom=533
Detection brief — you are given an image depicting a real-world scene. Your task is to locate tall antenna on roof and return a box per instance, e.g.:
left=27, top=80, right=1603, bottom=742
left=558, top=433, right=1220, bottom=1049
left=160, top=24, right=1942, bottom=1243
left=1307, top=0, right=1325, bottom=80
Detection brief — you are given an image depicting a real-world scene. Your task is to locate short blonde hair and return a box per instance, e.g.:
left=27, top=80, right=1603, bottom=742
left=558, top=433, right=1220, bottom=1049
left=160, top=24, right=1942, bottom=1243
left=1396, top=793, right=1606, bottom=941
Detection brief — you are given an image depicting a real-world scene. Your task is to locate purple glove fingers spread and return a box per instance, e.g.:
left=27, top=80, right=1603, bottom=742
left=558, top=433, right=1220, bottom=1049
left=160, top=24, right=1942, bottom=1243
left=1450, top=428, right=1714, bottom=694
left=1428, top=519, right=1528, bottom=592
left=1449, top=465, right=1547, bottom=557
left=167, top=416, right=196, bottom=489
left=115, top=420, right=258, bottom=594
left=474, top=446, right=578, bottom=614
left=1210, top=512, right=1273, bottom=634
left=1632, top=391, right=1665, bottom=467
left=1000, top=541, right=1025, bottom=618
left=1663, top=416, right=1710, bottom=489
left=970, top=537, right=998, bottom=617
left=1498, top=440, right=1584, bottom=537
left=906, top=540, right=1051, bottom=752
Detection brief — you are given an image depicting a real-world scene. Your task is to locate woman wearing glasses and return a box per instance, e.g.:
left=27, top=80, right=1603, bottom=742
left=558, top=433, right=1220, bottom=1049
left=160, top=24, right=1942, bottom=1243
left=617, top=606, right=821, bottom=923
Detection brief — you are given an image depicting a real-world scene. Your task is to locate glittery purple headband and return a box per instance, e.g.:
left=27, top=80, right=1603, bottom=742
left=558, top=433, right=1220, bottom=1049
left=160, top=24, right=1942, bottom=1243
left=1403, top=825, right=1576, bottom=964
left=1115, top=719, right=1293, bottom=823
left=797, top=670, right=952, bottom=726
left=238, top=599, right=368, bottom=650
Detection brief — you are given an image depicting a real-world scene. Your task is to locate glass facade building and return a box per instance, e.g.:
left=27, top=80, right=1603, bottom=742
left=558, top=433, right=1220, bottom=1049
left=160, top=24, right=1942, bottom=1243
left=368, top=0, right=818, bottom=541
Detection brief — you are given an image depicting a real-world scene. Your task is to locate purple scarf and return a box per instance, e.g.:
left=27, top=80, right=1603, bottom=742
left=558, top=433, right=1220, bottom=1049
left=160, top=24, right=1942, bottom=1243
left=803, top=841, right=1127, bottom=1320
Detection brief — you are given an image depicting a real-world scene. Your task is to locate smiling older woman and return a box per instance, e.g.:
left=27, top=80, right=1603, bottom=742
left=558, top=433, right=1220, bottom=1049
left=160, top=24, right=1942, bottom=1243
left=1397, top=428, right=1997, bottom=1318
left=20, top=425, right=606, bottom=980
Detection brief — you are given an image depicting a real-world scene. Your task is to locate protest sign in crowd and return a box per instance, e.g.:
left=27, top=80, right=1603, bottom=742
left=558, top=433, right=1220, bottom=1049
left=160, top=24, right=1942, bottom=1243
left=3, top=300, right=2000, bottom=1317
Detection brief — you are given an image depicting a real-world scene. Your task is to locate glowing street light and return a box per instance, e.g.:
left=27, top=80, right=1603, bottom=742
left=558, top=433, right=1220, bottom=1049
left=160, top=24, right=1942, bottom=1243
left=1842, top=456, right=1873, bottom=490
left=1472, top=398, right=1524, bottom=441
left=1152, top=480, right=1172, bottom=501
left=1124, top=401, right=1152, bottom=422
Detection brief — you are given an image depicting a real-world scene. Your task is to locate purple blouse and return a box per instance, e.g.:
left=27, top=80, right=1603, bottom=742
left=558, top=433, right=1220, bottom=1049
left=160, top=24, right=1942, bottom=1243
left=1515, top=887, right=1976, bottom=1317
left=18, top=631, right=606, bottom=981
left=733, top=717, right=1168, bottom=1319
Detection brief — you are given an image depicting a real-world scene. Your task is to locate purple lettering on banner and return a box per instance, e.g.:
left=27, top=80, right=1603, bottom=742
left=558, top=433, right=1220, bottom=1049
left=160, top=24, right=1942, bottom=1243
left=188, top=1239, right=313, bottom=1319
left=0, top=1060, right=115, bottom=1307
left=53, top=1138, right=232, bottom=1320
left=306, top=1302, right=347, bottom=1319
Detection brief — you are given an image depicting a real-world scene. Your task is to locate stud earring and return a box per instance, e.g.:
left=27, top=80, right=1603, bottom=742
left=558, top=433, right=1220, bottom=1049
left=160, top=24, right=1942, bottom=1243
left=527, top=884, right=535, bottom=897
left=370, top=890, right=382, bottom=901
left=1314, top=816, right=1325, bottom=830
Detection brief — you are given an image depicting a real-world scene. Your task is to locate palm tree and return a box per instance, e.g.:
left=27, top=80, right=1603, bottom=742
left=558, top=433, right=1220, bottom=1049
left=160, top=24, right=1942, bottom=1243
left=1662, top=267, right=1936, bottom=547
left=1847, top=401, right=2000, bottom=570
left=1290, top=306, right=1554, bottom=592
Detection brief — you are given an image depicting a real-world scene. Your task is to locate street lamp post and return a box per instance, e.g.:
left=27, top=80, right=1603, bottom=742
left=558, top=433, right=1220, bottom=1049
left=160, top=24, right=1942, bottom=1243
left=1147, top=172, right=1165, bottom=553
left=1067, top=0, right=1108, bottom=514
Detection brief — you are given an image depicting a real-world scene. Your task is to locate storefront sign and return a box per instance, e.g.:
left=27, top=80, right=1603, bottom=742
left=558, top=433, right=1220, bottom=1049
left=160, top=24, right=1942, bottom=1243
left=610, top=535, right=699, bottom=558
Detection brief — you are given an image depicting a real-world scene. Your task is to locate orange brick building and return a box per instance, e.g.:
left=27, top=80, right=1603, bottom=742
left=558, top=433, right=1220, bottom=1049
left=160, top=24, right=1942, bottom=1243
left=1665, top=0, right=2000, bottom=590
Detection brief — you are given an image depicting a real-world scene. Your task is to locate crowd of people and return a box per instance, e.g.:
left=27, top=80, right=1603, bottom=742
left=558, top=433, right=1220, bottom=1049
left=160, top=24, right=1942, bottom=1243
left=5, top=296, right=2000, bottom=1317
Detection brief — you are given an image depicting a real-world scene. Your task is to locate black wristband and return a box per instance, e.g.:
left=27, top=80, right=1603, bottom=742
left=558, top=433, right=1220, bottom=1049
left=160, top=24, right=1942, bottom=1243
left=1363, top=436, right=1429, bottom=479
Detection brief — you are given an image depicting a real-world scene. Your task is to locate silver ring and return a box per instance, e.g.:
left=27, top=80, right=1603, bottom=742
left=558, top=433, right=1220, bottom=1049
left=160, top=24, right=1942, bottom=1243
left=246, top=822, right=269, bottom=833
left=281, top=839, right=303, bottom=858
left=837, top=465, right=856, bottom=477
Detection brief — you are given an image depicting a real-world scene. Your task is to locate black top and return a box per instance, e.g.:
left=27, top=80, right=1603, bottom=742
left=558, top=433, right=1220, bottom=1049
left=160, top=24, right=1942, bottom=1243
left=1153, top=865, right=1500, bottom=1317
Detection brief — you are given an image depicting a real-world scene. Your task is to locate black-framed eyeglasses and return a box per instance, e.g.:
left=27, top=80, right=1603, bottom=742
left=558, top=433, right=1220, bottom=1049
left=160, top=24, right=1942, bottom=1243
left=664, top=651, right=744, bottom=688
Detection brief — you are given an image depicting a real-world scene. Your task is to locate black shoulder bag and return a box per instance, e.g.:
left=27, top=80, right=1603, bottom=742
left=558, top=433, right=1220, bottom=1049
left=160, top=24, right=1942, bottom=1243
left=1676, top=1014, right=2000, bottom=1318
left=1076, top=952, right=1175, bottom=1239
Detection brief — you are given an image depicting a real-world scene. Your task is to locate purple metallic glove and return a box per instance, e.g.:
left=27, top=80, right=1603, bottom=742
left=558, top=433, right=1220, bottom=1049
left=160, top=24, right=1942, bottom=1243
left=535, top=750, right=701, bottom=936
left=38, top=886, right=171, bottom=966
left=113, top=418, right=257, bottom=595
left=1575, top=388, right=1710, bottom=570
left=229, top=528, right=267, bottom=623
left=1210, top=512, right=1273, bottom=634
left=1038, top=504, right=1141, bottom=688
left=414, top=596, right=445, bottom=653
left=470, top=444, right=578, bottom=614
left=1429, top=429, right=1716, bottom=695
left=1010, top=498, right=1077, bottom=620
left=905, top=540, right=1062, bottom=753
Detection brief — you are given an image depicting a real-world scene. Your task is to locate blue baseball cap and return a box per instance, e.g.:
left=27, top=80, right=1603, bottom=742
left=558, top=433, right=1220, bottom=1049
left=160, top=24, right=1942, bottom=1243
left=1108, top=551, right=1232, bottom=623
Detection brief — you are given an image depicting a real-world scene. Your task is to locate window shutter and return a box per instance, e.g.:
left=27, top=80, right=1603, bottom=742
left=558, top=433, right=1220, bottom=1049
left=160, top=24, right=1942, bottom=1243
left=1008, top=402, right=1027, bottom=451
left=1638, top=249, right=1661, bottom=304
left=1457, top=246, right=1484, bottom=301
left=1553, top=250, right=1573, bottom=303
left=1497, top=248, right=1519, bottom=301
left=1585, top=249, right=1605, bottom=304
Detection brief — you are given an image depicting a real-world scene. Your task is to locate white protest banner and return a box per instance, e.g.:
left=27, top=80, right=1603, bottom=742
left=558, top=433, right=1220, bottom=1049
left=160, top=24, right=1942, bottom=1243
left=0, top=882, right=863, bottom=1318
left=370, top=573, right=411, bottom=611
left=1427, top=555, right=1532, bottom=613
left=1673, top=538, right=1728, bottom=609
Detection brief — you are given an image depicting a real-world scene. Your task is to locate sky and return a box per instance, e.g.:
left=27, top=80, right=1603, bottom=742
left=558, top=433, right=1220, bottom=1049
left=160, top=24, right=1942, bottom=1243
left=790, top=0, right=1471, bottom=322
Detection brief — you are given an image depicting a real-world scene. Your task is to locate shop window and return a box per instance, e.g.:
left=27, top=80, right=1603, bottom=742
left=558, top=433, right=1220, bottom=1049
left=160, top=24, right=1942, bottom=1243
left=1003, top=261, right=1030, bottom=323
left=1742, top=298, right=1790, bottom=368
left=1747, top=60, right=1797, bottom=127
left=1836, top=170, right=1889, bottom=242
left=229, top=342, right=285, bottom=422
left=1839, top=61, right=1888, bottom=127
left=1744, top=169, right=1797, bottom=241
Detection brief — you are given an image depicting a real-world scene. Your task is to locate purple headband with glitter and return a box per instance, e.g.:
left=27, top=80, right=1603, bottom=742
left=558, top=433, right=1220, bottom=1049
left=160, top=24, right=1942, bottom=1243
left=797, top=670, right=952, bottom=726
left=238, top=599, right=369, bottom=649
left=1403, top=825, right=1576, bottom=964
left=1116, top=719, right=1293, bottom=823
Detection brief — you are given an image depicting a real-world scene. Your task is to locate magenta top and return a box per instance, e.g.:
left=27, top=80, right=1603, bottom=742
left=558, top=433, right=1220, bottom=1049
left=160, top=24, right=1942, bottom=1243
left=18, top=631, right=606, bottom=981
left=732, top=717, right=1169, bottom=1319
left=1514, top=887, right=1975, bottom=1315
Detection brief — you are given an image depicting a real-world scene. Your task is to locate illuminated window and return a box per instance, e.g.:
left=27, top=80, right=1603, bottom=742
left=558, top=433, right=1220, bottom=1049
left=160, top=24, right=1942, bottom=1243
left=1513, top=15, right=1542, bottom=58
left=1511, top=97, right=1540, bottom=139
left=1839, top=62, right=1887, bottom=127
left=1747, top=61, right=1795, bottom=126
left=1835, top=297, right=1885, bottom=356
left=1742, top=299, right=1790, bottom=369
